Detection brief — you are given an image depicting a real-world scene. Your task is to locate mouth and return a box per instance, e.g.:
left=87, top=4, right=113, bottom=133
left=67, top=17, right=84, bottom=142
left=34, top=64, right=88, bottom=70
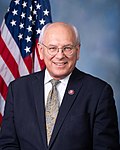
left=53, top=62, right=67, bottom=67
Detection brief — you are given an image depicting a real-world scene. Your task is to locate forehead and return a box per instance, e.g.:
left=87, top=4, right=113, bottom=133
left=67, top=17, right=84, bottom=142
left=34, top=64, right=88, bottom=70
left=43, top=23, right=76, bottom=44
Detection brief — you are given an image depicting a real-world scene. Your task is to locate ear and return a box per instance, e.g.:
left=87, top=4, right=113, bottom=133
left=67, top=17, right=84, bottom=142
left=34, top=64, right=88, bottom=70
left=37, top=43, right=44, bottom=60
left=76, top=45, right=80, bottom=60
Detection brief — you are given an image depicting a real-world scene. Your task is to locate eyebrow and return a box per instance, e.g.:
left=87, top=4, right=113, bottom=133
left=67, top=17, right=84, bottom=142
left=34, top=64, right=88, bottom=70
left=48, top=44, right=74, bottom=47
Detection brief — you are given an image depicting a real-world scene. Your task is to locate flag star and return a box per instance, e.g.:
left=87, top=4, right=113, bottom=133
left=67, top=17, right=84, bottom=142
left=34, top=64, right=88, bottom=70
left=10, top=20, right=16, bottom=26
left=36, top=28, right=41, bottom=34
left=12, top=9, right=18, bottom=16
left=28, top=15, right=32, bottom=21
left=33, top=9, right=37, bottom=15
left=19, top=23, right=24, bottom=29
left=32, top=20, right=35, bottom=25
left=25, top=36, right=31, bottom=43
left=22, top=1, right=27, bottom=8
left=43, top=9, right=49, bottom=16
left=34, top=1, right=37, bottom=4
left=27, top=25, right=32, bottom=32
left=24, top=46, right=30, bottom=53
left=14, top=0, right=20, bottom=5
left=36, top=14, right=38, bottom=19
left=18, top=33, right=23, bottom=40
left=30, top=5, right=32, bottom=11
left=39, top=18, right=45, bottom=25
left=36, top=4, right=41, bottom=10
left=21, top=12, right=25, bottom=18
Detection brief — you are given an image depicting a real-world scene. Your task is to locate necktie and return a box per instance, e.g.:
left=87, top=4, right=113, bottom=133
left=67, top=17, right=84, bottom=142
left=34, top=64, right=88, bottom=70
left=45, top=79, right=60, bottom=144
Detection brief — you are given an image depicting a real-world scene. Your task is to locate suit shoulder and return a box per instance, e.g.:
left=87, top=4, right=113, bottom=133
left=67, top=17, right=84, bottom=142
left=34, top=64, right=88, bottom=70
left=10, top=70, right=44, bottom=86
left=75, top=68, right=112, bottom=89
left=82, top=71, right=113, bottom=92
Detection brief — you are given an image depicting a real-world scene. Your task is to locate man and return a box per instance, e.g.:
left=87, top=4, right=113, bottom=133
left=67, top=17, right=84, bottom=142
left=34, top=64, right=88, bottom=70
left=0, top=22, right=119, bottom=150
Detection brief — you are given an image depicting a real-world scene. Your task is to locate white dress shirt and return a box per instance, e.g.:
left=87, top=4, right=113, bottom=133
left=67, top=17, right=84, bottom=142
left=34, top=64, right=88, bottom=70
left=44, top=69, right=71, bottom=106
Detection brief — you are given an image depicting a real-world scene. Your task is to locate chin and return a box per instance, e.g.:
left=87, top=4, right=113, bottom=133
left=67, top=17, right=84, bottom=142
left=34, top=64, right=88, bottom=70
left=52, top=71, right=70, bottom=79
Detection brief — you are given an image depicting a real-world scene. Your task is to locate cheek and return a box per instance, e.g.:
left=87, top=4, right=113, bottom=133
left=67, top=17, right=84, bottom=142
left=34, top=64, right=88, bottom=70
left=42, top=51, right=52, bottom=60
left=43, top=55, right=53, bottom=67
left=69, top=55, right=78, bottom=64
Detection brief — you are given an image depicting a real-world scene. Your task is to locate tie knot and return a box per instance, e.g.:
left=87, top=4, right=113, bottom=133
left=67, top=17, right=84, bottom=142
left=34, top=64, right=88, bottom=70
left=50, top=79, right=60, bottom=87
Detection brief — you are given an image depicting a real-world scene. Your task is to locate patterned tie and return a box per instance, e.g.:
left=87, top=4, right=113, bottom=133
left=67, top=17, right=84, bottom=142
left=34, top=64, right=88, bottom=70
left=45, top=79, right=60, bottom=144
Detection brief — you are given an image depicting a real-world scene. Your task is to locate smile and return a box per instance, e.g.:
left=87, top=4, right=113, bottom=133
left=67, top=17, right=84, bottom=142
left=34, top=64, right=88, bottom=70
left=53, top=62, right=67, bottom=66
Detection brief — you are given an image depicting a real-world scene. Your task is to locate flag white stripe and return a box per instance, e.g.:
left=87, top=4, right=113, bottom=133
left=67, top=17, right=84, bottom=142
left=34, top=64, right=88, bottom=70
left=0, top=56, right=15, bottom=86
left=0, top=93, right=5, bottom=116
left=33, top=48, right=41, bottom=72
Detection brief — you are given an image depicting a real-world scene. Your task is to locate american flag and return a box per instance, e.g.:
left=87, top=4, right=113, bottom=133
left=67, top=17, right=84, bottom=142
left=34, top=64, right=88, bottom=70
left=0, top=0, right=52, bottom=124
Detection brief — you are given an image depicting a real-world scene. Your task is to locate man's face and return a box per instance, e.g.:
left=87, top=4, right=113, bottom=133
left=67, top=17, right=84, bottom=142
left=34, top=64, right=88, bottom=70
left=38, top=23, right=80, bottom=80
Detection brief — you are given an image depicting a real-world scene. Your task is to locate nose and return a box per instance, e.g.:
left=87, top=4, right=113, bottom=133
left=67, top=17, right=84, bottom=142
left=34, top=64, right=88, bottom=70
left=55, top=49, right=65, bottom=58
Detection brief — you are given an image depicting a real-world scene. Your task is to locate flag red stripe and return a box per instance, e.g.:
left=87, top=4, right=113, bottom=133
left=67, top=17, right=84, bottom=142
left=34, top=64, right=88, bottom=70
left=0, top=75, right=8, bottom=100
left=0, top=36, right=20, bottom=78
left=24, top=55, right=33, bottom=74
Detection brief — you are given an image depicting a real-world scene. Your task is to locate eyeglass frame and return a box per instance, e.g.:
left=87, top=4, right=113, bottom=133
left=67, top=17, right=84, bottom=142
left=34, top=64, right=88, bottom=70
left=40, top=42, right=80, bottom=56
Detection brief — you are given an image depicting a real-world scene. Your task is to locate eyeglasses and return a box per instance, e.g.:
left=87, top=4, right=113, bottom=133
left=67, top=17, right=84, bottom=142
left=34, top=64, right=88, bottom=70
left=41, top=43, right=78, bottom=56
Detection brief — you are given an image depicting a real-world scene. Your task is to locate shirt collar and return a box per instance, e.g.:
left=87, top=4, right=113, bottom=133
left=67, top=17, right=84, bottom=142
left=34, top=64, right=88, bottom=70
left=44, top=69, right=53, bottom=84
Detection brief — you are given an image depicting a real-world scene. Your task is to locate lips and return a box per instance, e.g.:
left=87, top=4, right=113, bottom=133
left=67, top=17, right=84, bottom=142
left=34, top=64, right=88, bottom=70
left=53, top=62, right=67, bottom=66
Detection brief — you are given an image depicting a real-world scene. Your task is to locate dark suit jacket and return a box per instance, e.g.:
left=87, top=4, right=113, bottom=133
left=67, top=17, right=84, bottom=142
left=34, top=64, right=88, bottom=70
left=0, top=68, right=119, bottom=150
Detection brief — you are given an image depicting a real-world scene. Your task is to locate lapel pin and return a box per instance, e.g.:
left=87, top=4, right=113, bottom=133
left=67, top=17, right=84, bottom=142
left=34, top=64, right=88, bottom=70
left=68, top=90, right=75, bottom=95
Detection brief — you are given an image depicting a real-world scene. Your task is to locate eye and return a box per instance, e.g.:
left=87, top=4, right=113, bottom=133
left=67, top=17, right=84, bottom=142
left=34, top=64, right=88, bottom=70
left=48, top=47, right=57, bottom=52
left=63, top=46, right=72, bottom=51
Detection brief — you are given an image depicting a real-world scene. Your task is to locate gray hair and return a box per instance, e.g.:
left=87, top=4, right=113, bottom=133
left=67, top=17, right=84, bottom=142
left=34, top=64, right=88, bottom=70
left=38, top=22, right=81, bottom=45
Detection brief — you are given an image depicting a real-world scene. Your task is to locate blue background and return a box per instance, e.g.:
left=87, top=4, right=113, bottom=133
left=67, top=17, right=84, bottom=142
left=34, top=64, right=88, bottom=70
left=0, top=0, right=120, bottom=137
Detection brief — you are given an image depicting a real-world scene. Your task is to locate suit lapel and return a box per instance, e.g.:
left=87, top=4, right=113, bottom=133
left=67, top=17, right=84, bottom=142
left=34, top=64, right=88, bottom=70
left=32, top=70, right=48, bottom=149
left=49, top=68, right=84, bottom=148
